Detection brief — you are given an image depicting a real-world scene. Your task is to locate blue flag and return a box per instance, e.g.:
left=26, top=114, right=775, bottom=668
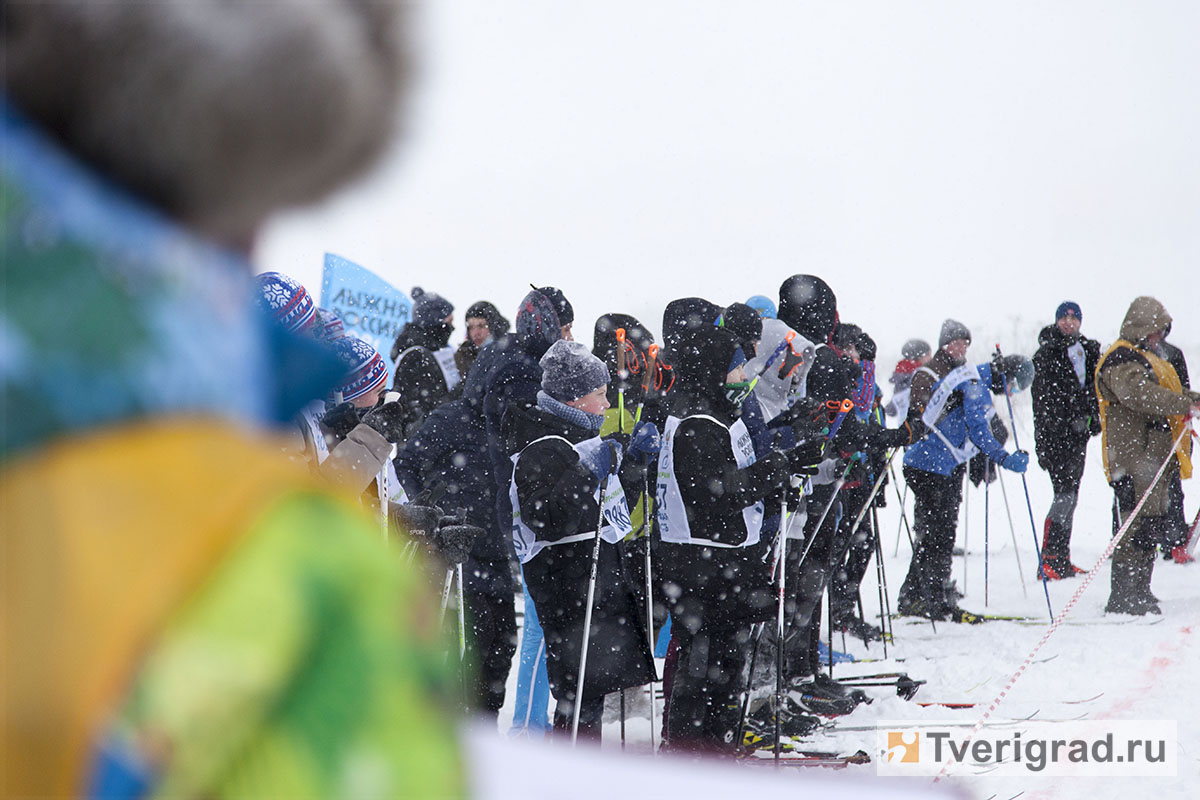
left=320, top=253, right=411, bottom=361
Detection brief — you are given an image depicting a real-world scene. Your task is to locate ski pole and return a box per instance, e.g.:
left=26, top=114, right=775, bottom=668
left=615, top=328, right=628, bottom=748
left=437, top=568, right=454, bottom=629
left=571, top=468, right=611, bottom=744
left=994, top=344, right=1054, bottom=619
left=962, top=468, right=969, bottom=595
left=775, top=498, right=788, bottom=765
left=984, top=460, right=990, bottom=607
left=456, top=563, right=467, bottom=661
left=637, top=342, right=660, bottom=752
left=871, top=506, right=892, bottom=655
left=994, top=469, right=1028, bottom=596
left=890, top=462, right=916, bottom=556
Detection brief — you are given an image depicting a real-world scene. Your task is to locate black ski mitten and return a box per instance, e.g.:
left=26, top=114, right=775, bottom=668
left=321, top=401, right=361, bottom=439
left=391, top=502, right=444, bottom=539
left=361, top=400, right=407, bottom=443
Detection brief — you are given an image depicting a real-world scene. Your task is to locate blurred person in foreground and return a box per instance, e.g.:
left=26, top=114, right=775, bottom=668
left=1, top=2, right=463, bottom=797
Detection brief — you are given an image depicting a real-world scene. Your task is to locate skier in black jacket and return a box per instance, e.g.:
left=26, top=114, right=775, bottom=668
left=506, top=339, right=658, bottom=740
left=393, top=398, right=517, bottom=718
left=656, top=325, right=822, bottom=753
left=1031, top=301, right=1101, bottom=579
left=773, top=275, right=910, bottom=713
left=389, top=286, right=459, bottom=438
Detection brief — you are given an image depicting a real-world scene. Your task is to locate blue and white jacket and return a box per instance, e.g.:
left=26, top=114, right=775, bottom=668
left=903, top=363, right=1009, bottom=476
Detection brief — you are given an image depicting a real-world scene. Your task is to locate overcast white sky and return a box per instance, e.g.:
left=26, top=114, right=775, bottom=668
left=259, top=1, right=1198, bottom=366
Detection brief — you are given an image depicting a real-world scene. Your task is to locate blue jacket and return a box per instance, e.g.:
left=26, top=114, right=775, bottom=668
left=904, top=364, right=1009, bottom=476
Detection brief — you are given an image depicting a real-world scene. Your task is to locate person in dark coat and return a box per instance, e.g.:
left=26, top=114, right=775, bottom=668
left=454, top=300, right=510, bottom=379
left=656, top=325, right=811, bottom=753
left=389, top=287, right=459, bottom=437
left=1031, top=301, right=1102, bottom=579
left=393, top=398, right=517, bottom=717
left=507, top=339, right=659, bottom=740
left=774, top=275, right=907, bottom=710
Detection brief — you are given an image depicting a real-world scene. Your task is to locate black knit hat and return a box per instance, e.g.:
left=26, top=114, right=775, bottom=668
left=411, top=286, right=454, bottom=327
left=721, top=302, right=763, bottom=359
left=531, top=285, right=573, bottom=326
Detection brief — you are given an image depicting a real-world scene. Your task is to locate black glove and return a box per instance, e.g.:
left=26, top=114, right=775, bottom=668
left=321, top=401, right=361, bottom=440
left=784, top=439, right=826, bottom=475
left=434, top=521, right=483, bottom=564
left=1088, top=416, right=1102, bottom=437
left=390, top=502, right=443, bottom=539
left=831, top=413, right=868, bottom=453
left=868, top=424, right=911, bottom=451
left=361, top=400, right=407, bottom=443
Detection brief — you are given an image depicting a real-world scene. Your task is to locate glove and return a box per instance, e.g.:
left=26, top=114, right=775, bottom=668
left=784, top=439, right=826, bottom=475
left=868, top=424, right=911, bottom=450
left=1088, top=416, right=1102, bottom=437
left=321, top=401, right=361, bottom=439
left=813, top=457, right=845, bottom=485
left=580, top=440, right=623, bottom=481
left=626, top=421, right=662, bottom=465
left=434, top=521, right=484, bottom=564
left=1000, top=450, right=1029, bottom=474
left=390, top=502, right=443, bottom=538
left=361, top=400, right=407, bottom=443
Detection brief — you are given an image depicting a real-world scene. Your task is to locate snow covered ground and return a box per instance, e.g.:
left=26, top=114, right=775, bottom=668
left=490, top=391, right=1199, bottom=799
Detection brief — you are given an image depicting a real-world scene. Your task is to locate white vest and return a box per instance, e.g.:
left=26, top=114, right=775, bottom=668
left=509, top=435, right=633, bottom=564
left=395, top=344, right=461, bottom=392
left=656, top=415, right=764, bottom=548
left=916, top=363, right=996, bottom=465
left=298, top=399, right=330, bottom=463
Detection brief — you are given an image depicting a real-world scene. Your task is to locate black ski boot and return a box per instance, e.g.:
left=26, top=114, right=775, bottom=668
left=834, top=612, right=884, bottom=642
left=782, top=674, right=867, bottom=717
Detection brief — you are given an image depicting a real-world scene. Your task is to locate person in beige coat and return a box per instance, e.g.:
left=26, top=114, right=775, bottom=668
left=1095, top=296, right=1200, bottom=614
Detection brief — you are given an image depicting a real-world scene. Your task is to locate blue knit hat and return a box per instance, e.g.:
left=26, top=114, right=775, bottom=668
left=745, top=294, right=777, bottom=319
left=540, top=339, right=610, bottom=402
left=411, top=286, right=454, bottom=327
left=256, top=272, right=316, bottom=334
left=330, top=336, right=389, bottom=402
left=728, top=346, right=748, bottom=373
left=1055, top=301, right=1082, bottom=322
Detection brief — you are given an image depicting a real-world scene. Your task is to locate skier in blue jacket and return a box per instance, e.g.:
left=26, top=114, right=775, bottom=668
left=897, top=320, right=1032, bottom=622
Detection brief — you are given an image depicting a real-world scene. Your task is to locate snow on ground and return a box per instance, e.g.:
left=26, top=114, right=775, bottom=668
left=493, top=392, right=1200, bottom=799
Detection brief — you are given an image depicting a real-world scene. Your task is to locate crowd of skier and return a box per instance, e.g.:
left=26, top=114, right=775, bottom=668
left=258, top=270, right=1200, bottom=757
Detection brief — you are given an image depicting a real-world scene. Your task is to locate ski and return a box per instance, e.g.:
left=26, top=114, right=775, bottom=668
left=1012, top=616, right=1167, bottom=627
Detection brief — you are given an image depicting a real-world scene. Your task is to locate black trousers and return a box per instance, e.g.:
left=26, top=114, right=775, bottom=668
left=1042, top=445, right=1086, bottom=561
left=898, top=463, right=966, bottom=610
left=463, top=556, right=518, bottom=716
left=665, top=623, right=751, bottom=754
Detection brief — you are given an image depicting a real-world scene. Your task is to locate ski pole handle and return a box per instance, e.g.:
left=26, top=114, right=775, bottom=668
left=825, top=398, right=856, bottom=442
left=643, top=344, right=658, bottom=393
